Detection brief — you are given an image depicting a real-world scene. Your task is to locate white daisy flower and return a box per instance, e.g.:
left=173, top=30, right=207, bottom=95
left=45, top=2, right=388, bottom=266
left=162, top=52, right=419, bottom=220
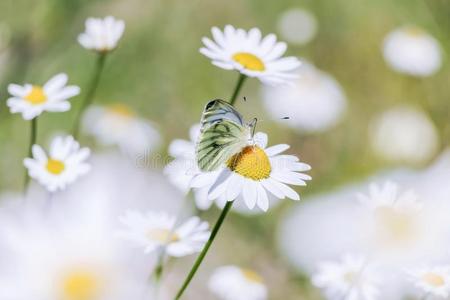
left=358, top=181, right=425, bottom=254
left=261, top=62, right=347, bottom=133
left=0, top=194, right=145, bottom=300
left=358, top=181, right=423, bottom=213
left=208, top=265, right=268, bottom=300
left=312, top=254, right=379, bottom=300
left=191, top=132, right=311, bottom=212
left=82, top=104, right=161, bottom=158
left=24, top=135, right=91, bottom=192
left=78, top=16, right=125, bottom=53
left=369, top=105, right=439, bottom=165
left=200, top=25, right=301, bottom=85
left=7, top=73, right=80, bottom=120
left=118, top=210, right=210, bottom=257
left=383, top=25, right=442, bottom=77
left=164, top=124, right=224, bottom=210
left=408, top=265, right=450, bottom=299
left=277, top=8, right=318, bottom=46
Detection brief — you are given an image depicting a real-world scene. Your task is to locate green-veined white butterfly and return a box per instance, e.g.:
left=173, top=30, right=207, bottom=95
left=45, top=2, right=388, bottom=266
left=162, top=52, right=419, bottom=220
left=196, top=99, right=256, bottom=172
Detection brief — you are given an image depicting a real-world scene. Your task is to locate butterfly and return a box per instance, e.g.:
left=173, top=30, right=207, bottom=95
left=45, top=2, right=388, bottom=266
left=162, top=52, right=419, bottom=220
left=196, top=99, right=256, bottom=172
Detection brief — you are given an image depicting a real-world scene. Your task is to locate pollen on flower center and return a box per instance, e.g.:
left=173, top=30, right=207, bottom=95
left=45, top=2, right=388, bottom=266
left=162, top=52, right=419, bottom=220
left=422, top=272, right=445, bottom=287
left=62, top=271, right=99, bottom=300
left=232, top=52, right=266, bottom=71
left=108, top=103, right=134, bottom=118
left=24, top=86, right=47, bottom=105
left=46, top=159, right=66, bottom=175
left=375, top=207, right=416, bottom=245
left=147, top=228, right=180, bottom=244
left=241, top=268, right=264, bottom=284
left=227, top=146, right=271, bottom=180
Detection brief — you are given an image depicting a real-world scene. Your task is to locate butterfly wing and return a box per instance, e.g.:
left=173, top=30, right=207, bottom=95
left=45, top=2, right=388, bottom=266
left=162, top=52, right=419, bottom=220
left=200, top=99, right=244, bottom=129
left=196, top=99, right=249, bottom=172
left=197, top=120, right=249, bottom=172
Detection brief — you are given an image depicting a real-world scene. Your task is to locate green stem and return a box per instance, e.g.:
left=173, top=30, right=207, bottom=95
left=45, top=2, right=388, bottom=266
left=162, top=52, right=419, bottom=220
left=173, top=201, right=233, bottom=300
left=229, top=73, right=247, bottom=106
left=72, top=53, right=107, bottom=138
left=172, top=72, right=246, bottom=300
left=24, top=117, right=37, bottom=192
left=152, top=250, right=165, bottom=283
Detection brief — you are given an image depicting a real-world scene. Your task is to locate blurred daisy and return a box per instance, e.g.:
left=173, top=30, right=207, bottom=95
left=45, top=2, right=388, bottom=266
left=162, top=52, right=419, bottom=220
left=312, top=254, right=379, bottom=300
left=370, top=105, right=439, bottom=165
left=208, top=265, right=268, bottom=300
left=200, top=25, right=301, bottom=85
left=78, top=16, right=125, bottom=53
left=277, top=8, right=318, bottom=46
left=118, top=210, right=210, bottom=257
left=7, top=73, right=80, bottom=120
left=82, top=104, right=161, bottom=157
left=164, top=124, right=222, bottom=210
left=191, top=132, right=311, bottom=211
left=383, top=25, right=442, bottom=77
left=408, top=265, right=450, bottom=298
left=24, top=135, right=90, bottom=192
left=0, top=196, right=145, bottom=300
left=358, top=181, right=425, bottom=255
left=262, top=62, right=346, bottom=133
left=358, top=181, right=423, bottom=213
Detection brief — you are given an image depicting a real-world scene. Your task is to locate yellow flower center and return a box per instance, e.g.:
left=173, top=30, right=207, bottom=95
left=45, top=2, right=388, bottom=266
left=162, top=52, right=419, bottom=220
left=107, top=103, right=134, bottom=118
left=405, top=26, right=425, bottom=37
left=24, top=86, right=47, bottom=105
left=375, top=207, right=417, bottom=246
left=343, top=271, right=356, bottom=284
left=147, top=228, right=180, bottom=244
left=46, top=159, right=65, bottom=175
left=241, top=268, right=264, bottom=284
left=232, top=52, right=266, bottom=71
left=422, top=272, right=445, bottom=287
left=62, top=271, right=99, bottom=300
left=227, top=146, right=271, bottom=180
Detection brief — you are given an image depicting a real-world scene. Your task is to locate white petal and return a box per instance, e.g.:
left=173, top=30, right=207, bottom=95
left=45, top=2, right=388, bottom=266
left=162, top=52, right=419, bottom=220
left=31, top=145, right=47, bottom=161
left=211, top=26, right=227, bottom=48
left=256, top=184, right=269, bottom=211
left=242, top=180, right=257, bottom=209
left=8, top=84, right=26, bottom=97
left=208, top=169, right=232, bottom=199
left=44, top=101, right=71, bottom=112
left=211, top=60, right=234, bottom=70
left=50, top=86, right=80, bottom=101
left=43, top=73, right=68, bottom=94
left=271, top=171, right=307, bottom=186
left=264, top=42, right=287, bottom=61
left=225, top=173, right=242, bottom=201
left=253, top=132, right=268, bottom=148
left=190, top=172, right=213, bottom=188
left=259, top=34, right=277, bottom=56
left=261, top=178, right=285, bottom=199
left=265, top=144, right=289, bottom=156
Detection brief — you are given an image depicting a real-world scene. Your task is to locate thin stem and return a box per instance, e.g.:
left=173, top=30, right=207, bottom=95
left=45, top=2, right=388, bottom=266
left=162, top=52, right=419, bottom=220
left=23, top=117, right=37, bottom=193
left=173, top=201, right=233, bottom=300
left=229, top=73, right=247, bottom=106
left=72, top=53, right=107, bottom=138
left=172, top=72, right=246, bottom=300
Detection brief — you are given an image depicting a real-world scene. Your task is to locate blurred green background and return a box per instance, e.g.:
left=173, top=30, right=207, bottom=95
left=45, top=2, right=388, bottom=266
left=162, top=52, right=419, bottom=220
left=0, top=0, right=448, bottom=298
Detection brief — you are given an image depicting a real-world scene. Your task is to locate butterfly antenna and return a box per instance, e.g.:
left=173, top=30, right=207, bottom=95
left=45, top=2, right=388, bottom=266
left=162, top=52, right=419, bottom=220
left=250, top=117, right=258, bottom=137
